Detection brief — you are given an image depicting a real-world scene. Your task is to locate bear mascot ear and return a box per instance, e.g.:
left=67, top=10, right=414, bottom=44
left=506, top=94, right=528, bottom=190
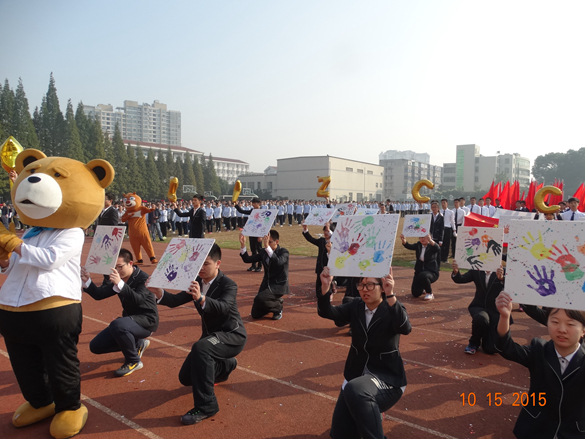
left=15, top=149, right=47, bottom=173
left=86, top=159, right=115, bottom=189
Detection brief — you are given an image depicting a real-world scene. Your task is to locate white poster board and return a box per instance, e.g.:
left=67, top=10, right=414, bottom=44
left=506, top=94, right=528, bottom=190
left=506, top=220, right=585, bottom=310
left=331, top=203, right=358, bottom=222
left=241, top=209, right=278, bottom=237
left=149, top=238, right=215, bottom=290
left=304, top=208, right=335, bottom=226
left=328, top=214, right=399, bottom=277
left=402, top=214, right=432, bottom=237
left=85, top=226, right=126, bottom=274
left=496, top=211, right=536, bottom=243
left=454, top=226, right=504, bottom=272
left=355, top=207, right=380, bottom=216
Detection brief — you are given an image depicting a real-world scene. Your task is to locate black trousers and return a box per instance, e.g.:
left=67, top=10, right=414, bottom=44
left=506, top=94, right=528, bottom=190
left=237, top=217, right=243, bottom=228
left=206, top=219, right=213, bottom=233
left=89, top=316, right=151, bottom=364
left=277, top=214, right=284, bottom=225
left=160, top=222, right=168, bottom=238
left=176, top=221, right=183, bottom=236
left=288, top=214, right=293, bottom=225
left=249, top=236, right=262, bottom=269
left=411, top=271, right=439, bottom=297
left=330, top=375, right=402, bottom=439
left=251, top=289, right=283, bottom=318
left=0, top=304, right=82, bottom=413
left=215, top=218, right=221, bottom=232
left=451, top=226, right=460, bottom=258
left=178, top=334, right=245, bottom=414
left=231, top=217, right=237, bottom=230
left=296, top=213, right=303, bottom=224
left=441, top=227, right=453, bottom=261
left=223, top=217, right=231, bottom=231
left=469, top=307, right=498, bottom=354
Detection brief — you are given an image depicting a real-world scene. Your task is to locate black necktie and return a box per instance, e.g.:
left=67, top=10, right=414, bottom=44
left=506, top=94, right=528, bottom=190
left=571, top=212, right=575, bottom=221
left=455, top=210, right=458, bottom=229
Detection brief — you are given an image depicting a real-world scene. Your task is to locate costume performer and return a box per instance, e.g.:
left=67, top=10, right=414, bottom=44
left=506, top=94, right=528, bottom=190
left=120, top=192, right=157, bottom=264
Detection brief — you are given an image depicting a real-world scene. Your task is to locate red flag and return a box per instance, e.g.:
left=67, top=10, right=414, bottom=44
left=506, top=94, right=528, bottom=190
left=499, top=181, right=510, bottom=209
left=520, top=190, right=526, bottom=201
left=463, top=212, right=500, bottom=228
left=511, top=181, right=520, bottom=208
left=524, top=180, right=536, bottom=211
left=495, top=181, right=502, bottom=200
left=574, top=183, right=585, bottom=212
left=483, top=180, right=495, bottom=201
left=550, top=180, right=564, bottom=206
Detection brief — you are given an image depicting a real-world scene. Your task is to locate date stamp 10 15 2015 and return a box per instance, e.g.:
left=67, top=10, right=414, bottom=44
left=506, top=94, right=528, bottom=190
left=460, top=392, right=547, bottom=407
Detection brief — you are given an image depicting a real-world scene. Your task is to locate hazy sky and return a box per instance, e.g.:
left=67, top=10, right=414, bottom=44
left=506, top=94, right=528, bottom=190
left=2, top=0, right=584, bottom=172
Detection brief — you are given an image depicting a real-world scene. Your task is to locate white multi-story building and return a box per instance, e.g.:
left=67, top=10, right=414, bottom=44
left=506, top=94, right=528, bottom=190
left=84, top=100, right=181, bottom=146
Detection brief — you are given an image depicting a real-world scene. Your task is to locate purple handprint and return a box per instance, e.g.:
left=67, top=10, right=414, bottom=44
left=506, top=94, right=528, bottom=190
left=527, top=265, right=556, bottom=297
left=101, top=235, right=113, bottom=249
left=184, top=264, right=193, bottom=272
left=165, top=265, right=178, bottom=282
left=465, top=237, right=481, bottom=250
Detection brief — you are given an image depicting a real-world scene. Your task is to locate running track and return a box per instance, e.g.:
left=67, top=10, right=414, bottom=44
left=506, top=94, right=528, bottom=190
left=0, top=238, right=546, bottom=438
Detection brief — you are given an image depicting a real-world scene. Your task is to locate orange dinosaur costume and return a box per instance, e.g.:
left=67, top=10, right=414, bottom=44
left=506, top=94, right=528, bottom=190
left=120, top=193, right=157, bottom=264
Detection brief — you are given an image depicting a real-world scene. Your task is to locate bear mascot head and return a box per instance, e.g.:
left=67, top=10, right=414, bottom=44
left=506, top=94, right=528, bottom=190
left=0, top=149, right=114, bottom=439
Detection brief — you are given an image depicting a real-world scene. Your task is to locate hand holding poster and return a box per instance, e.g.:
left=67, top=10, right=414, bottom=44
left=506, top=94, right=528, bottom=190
left=148, top=238, right=215, bottom=290
left=241, top=209, right=278, bottom=237
left=331, top=203, right=357, bottom=222
left=85, top=226, right=126, bottom=274
left=401, top=214, right=431, bottom=237
left=506, top=220, right=585, bottom=310
left=304, top=208, right=335, bottom=226
left=328, top=214, right=399, bottom=277
left=454, top=226, right=504, bottom=272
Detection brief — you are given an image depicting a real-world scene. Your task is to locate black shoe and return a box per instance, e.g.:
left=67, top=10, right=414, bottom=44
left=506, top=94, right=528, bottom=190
left=247, top=267, right=254, bottom=272
left=272, top=311, right=283, bottom=320
left=215, top=358, right=238, bottom=384
left=254, top=267, right=262, bottom=272
left=114, top=361, right=143, bottom=377
left=181, top=407, right=218, bottom=425
left=137, top=339, right=150, bottom=359
left=348, top=328, right=352, bottom=336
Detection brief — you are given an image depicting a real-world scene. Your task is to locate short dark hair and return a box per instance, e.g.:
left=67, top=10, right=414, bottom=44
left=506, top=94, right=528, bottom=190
left=269, top=230, right=279, bottom=241
left=470, top=197, right=476, bottom=201
left=118, top=248, right=133, bottom=263
left=479, top=198, right=484, bottom=201
left=459, top=197, right=465, bottom=201
left=441, top=198, right=448, bottom=203
left=105, top=192, right=116, bottom=202
left=251, top=197, right=261, bottom=204
left=208, top=243, right=221, bottom=261
left=193, top=194, right=204, bottom=201
left=568, top=197, right=580, bottom=204
left=547, top=308, right=585, bottom=328
left=431, top=200, right=439, bottom=206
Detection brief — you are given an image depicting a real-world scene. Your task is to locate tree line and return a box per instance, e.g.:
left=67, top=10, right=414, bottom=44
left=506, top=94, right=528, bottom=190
left=0, top=74, right=230, bottom=201
left=532, top=148, right=585, bottom=196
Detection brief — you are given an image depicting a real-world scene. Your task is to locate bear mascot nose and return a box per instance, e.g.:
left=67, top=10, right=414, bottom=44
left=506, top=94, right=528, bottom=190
left=28, top=176, right=41, bottom=183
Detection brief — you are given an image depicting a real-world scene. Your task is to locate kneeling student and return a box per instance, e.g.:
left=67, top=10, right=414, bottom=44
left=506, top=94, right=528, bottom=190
left=150, top=244, right=247, bottom=425
left=82, top=248, right=158, bottom=377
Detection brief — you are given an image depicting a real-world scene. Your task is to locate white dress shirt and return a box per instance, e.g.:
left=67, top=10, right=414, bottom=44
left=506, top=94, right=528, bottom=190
left=556, top=345, right=580, bottom=375
left=561, top=210, right=585, bottom=221
left=442, top=209, right=455, bottom=229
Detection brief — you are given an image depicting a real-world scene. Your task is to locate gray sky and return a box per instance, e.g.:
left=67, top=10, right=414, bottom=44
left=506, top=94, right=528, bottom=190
left=2, top=0, right=584, bottom=173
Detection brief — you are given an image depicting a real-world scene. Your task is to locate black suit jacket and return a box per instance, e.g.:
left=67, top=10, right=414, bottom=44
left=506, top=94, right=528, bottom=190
left=302, top=231, right=328, bottom=274
left=429, top=213, right=444, bottom=243
left=496, top=333, right=585, bottom=439
left=403, top=241, right=441, bottom=275
left=174, top=207, right=206, bottom=238
left=317, top=290, right=412, bottom=388
left=98, top=206, right=120, bottom=226
left=241, top=246, right=290, bottom=296
left=158, top=270, right=247, bottom=346
left=84, top=267, right=159, bottom=332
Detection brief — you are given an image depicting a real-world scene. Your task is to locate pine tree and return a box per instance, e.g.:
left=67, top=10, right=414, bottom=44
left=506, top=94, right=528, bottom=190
left=63, top=100, right=85, bottom=161
left=193, top=154, right=205, bottom=194
left=0, top=79, right=15, bottom=136
left=103, top=129, right=114, bottom=164
left=156, top=148, right=169, bottom=199
left=32, top=106, right=41, bottom=135
left=88, top=116, right=106, bottom=159
left=173, top=157, right=184, bottom=200
left=145, top=148, right=162, bottom=199
left=38, top=73, right=65, bottom=156
left=111, top=123, right=129, bottom=194
left=75, top=101, right=92, bottom=160
left=13, top=78, right=40, bottom=149
left=204, top=154, right=221, bottom=196
left=135, top=145, right=148, bottom=196
left=182, top=153, right=198, bottom=194
left=126, top=144, right=146, bottom=195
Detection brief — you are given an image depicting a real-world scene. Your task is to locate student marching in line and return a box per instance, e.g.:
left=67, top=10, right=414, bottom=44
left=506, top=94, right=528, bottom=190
left=495, top=292, right=585, bottom=439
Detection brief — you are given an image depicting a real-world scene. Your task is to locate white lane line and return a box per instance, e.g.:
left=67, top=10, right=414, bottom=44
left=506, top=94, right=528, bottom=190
left=0, top=348, right=163, bottom=439
left=83, top=315, right=460, bottom=438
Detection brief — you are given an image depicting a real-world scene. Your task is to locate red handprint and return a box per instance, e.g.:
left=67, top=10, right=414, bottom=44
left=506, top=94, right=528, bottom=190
left=89, top=255, right=101, bottom=265
left=168, top=240, right=186, bottom=255
left=548, top=244, right=585, bottom=281
left=469, top=228, right=478, bottom=236
left=189, top=244, right=204, bottom=262
left=111, top=228, right=123, bottom=240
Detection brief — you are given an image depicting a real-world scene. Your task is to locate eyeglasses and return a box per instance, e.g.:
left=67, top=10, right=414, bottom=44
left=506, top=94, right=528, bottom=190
left=115, top=263, right=128, bottom=270
left=357, top=282, right=381, bottom=291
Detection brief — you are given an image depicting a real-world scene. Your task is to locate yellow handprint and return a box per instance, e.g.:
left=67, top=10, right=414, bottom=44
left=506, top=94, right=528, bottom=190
left=519, top=231, right=556, bottom=261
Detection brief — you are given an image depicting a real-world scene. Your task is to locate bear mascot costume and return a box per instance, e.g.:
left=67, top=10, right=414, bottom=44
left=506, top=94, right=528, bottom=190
left=0, top=149, right=114, bottom=438
left=120, top=192, right=157, bottom=264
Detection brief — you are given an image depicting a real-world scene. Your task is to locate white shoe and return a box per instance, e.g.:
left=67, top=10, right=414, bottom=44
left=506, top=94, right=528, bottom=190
left=423, top=293, right=434, bottom=301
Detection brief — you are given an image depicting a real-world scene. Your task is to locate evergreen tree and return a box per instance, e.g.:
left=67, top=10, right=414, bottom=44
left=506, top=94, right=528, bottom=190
left=111, top=123, right=129, bottom=194
left=182, top=153, right=198, bottom=194
left=38, top=73, right=65, bottom=155
left=219, top=178, right=229, bottom=196
left=145, top=148, right=162, bottom=199
left=13, top=78, right=39, bottom=149
left=204, top=154, right=221, bottom=196
left=32, top=106, right=41, bottom=135
left=75, top=101, right=92, bottom=160
left=192, top=154, right=205, bottom=194
left=103, top=129, right=114, bottom=164
left=156, top=148, right=169, bottom=199
left=88, top=116, right=106, bottom=159
left=173, top=157, right=184, bottom=200
left=0, top=79, right=15, bottom=136
left=63, top=100, right=85, bottom=161
left=126, top=144, right=146, bottom=195
left=135, top=144, right=148, bottom=197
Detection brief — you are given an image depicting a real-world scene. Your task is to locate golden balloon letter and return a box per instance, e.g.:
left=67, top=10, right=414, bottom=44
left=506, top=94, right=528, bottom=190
left=317, top=176, right=331, bottom=198
left=232, top=180, right=242, bottom=202
left=411, top=179, right=434, bottom=203
left=534, top=185, right=562, bottom=214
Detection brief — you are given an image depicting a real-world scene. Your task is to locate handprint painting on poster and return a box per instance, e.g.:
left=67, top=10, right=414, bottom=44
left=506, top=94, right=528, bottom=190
left=506, top=220, right=585, bottom=310
left=149, top=238, right=215, bottom=290
left=85, top=225, right=126, bottom=274
left=328, top=214, right=399, bottom=277
left=241, top=209, right=278, bottom=237
left=454, top=226, right=504, bottom=272
left=401, top=214, right=432, bottom=237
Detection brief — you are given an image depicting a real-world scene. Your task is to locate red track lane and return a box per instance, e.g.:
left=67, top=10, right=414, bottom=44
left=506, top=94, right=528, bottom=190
left=0, top=237, right=546, bottom=438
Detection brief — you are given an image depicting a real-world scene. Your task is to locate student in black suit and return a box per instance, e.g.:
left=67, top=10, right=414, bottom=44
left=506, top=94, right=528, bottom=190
left=451, top=261, right=507, bottom=355
left=239, top=230, right=289, bottom=320
left=81, top=249, right=158, bottom=377
left=173, top=194, right=206, bottom=239
left=98, top=192, right=120, bottom=226
left=495, top=293, right=585, bottom=439
left=429, top=200, right=444, bottom=245
left=318, top=266, right=411, bottom=439
left=150, top=244, right=247, bottom=425
left=302, top=222, right=332, bottom=294
left=234, top=197, right=262, bottom=272
left=400, top=233, right=440, bottom=300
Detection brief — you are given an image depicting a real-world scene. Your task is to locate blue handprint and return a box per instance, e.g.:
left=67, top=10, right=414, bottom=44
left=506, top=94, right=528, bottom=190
left=527, top=265, right=556, bottom=297
left=165, top=264, right=178, bottom=282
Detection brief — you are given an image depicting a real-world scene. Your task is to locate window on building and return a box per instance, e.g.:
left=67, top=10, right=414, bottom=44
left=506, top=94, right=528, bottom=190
left=357, top=169, right=364, bottom=174
left=257, top=182, right=261, bottom=190
left=505, top=158, right=510, bottom=164
left=475, top=166, right=479, bottom=173
left=267, top=182, right=272, bottom=190
left=346, top=167, right=353, bottom=172
left=349, top=192, right=353, bottom=200
left=505, top=168, right=509, bottom=173
left=375, top=183, right=378, bottom=188
left=367, top=170, right=373, bottom=175
left=474, top=177, right=479, bottom=182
